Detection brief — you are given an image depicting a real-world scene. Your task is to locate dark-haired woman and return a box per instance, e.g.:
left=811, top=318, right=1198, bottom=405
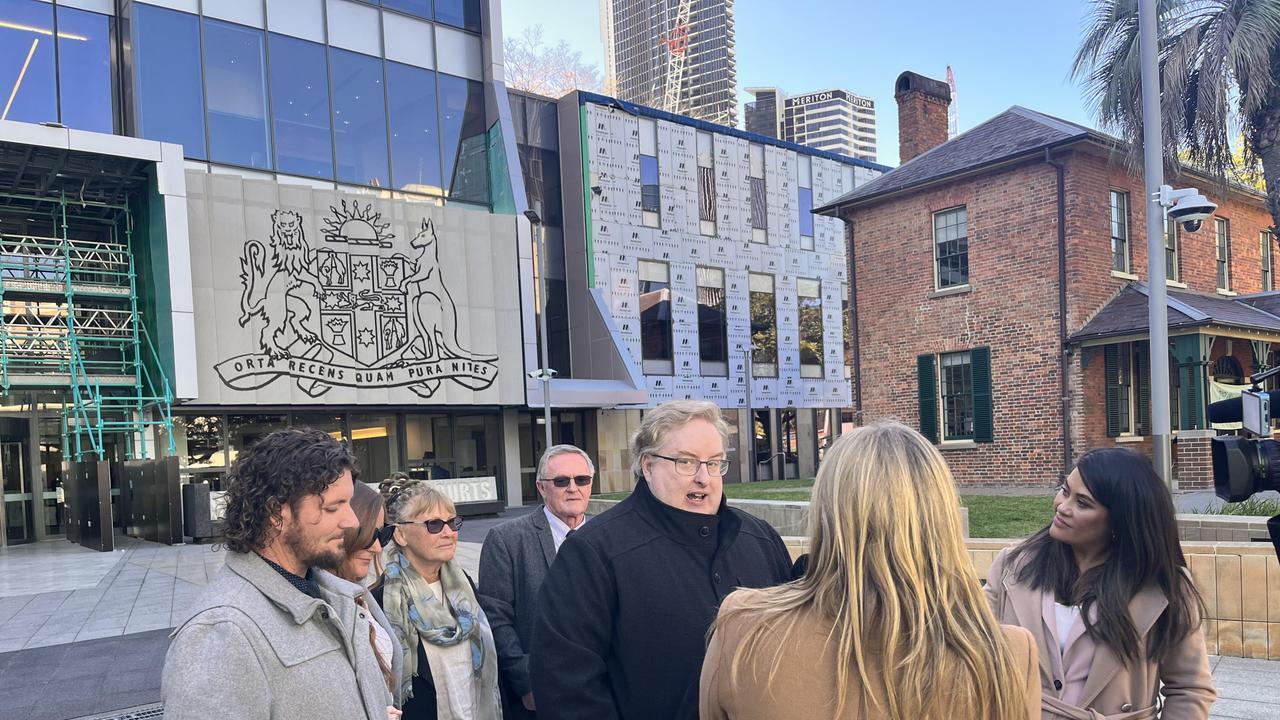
left=985, top=448, right=1215, bottom=719
left=316, top=480, right=405, bottom=719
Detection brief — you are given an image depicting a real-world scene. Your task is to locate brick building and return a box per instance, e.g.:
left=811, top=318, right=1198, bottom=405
left=818, top=71, right=1277, bottom=489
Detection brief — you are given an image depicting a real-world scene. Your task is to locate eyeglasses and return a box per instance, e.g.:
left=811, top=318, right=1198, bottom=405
left=539, top=475, right=593, bottom=488
left=649, top=454, right=730, bottom=477
left=396, top=516, right=463, bottom=534
left=370, top=524, right=398, bottom=548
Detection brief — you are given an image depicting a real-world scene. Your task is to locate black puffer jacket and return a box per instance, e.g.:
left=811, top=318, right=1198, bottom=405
left=529, top=479, right=792, bottom=720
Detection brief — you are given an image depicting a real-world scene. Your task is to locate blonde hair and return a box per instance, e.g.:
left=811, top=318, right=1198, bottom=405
left=630, top=400, right=731, bottom=479
left=713, top=421, right=1027, bottom=719
left=390, top=481, right=457, bottom=523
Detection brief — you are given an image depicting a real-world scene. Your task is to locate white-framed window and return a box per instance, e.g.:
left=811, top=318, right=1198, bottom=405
left=1164, top=217, right=1180, bottom=282
left=798, top=155, right=814, bottom=251
left=748, top=272, right=776, bottom=376
left=1110, top=190, right=1129, bottom=274
left=797, top=278, right=822, bottom=378
left=1216, top=217, right=1231, bottom=291
left=638, top=259, right=672, bottom=374
left=1263, top=230, right=1274, bottom=292
left=933, top=206, right=968, bottom=290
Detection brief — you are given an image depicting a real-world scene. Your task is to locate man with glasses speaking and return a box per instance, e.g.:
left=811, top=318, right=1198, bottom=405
left=529, top=400, right=793, bottom=720
left=478, top=444, right=596, bottom=718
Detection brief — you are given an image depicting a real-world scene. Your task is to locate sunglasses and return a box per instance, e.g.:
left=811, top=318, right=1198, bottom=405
left=396, top=516, right=463, bottom=534
left=539, top=475, right=593, bottom=488
left=370, top=524, right=398, bottom=549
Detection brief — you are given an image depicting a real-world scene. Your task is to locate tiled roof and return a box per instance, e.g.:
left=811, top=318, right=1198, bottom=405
left=1069, top=284, right=1280, bottom=343
left=816, top=106, right=1107, bottom=211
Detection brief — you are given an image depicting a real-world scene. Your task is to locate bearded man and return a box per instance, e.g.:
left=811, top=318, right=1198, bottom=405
left=162, top=429, right=395, bottom=719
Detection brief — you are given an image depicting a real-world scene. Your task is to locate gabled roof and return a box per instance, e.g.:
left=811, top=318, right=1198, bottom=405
left=1069, top=284, right=1280, bottom=344
left=816, top=106, right=1109, bottom=212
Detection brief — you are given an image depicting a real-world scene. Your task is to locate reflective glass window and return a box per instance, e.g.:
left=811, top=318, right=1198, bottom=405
left=56, top=6, right=113, bottom=133
left=134, top=4, right=206, bottom=159
left=330, top=48, right=389, bottom=187
left=383, top=0, right=432, bottom=20
left=638, top=260, right=673, bottom=374
left=387, top=61, right=442, bottom=193
left=435, top=0, right=482, bottom=32
left=438, top=72, right=488, bottom=202
left=204, top=19, right=272, bottom=169
left=749, top=273, right=777, bottom=376
left=269, top=33, right=333, bottom=178
left=0, top=0, right=57, bottom=125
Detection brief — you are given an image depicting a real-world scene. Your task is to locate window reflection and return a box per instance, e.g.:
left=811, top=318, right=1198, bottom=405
left=269, top=33, right=333, bottom=179
left=0, top=0, right=57, bottom=125
left=383, top=0, right=433, bottom=20
left=435, top=0, right=482, bottom=32
left=228, top=414, right=286, bottom=464
left=349, top=414, right=400, bottom=483
left=438, top=73, right=488, bottom=202
left=330, top=48, right=389, bottom=187
left=176, top=415, right=226, bottom=470
left=134, top=4, right=206, bottom=159
left=387, top=62, right=442, bottom=194
left=56, top=6, right=113, bottom=133
left=204, top=20, right=271, bottom=169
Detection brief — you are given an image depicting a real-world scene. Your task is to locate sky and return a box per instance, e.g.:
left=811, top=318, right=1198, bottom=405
left=500, top=0, right=1105, bottom=167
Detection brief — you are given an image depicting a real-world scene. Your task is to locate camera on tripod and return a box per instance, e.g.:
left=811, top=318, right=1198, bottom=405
left=1207, top=365, right=1280, bottom=560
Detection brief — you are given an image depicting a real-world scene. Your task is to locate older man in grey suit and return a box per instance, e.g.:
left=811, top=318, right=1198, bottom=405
left=478, top=444, right=594, bottom=718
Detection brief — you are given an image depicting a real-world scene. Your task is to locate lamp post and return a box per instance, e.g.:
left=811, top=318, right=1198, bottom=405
left=523, top=202, right=555, bottom=456
left=1139, top=0, right=1173, bottom=487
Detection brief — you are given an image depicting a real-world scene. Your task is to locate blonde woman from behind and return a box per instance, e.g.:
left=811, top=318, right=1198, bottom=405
left=699, top=421, right=1040, bottom=720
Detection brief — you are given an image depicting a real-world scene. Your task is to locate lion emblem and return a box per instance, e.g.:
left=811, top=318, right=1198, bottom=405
left=238, top=210, right=324, bottom=359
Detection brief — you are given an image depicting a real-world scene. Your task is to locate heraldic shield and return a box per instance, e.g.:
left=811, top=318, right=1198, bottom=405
left=216, top=202, right=500, bottom=399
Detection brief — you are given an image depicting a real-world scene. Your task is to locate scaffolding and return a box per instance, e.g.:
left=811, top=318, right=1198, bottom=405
left=0, top=190, right=174, bottom=461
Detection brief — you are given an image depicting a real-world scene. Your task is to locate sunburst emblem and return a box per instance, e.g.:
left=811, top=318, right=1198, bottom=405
left=323, top=200, right=394, bottom=248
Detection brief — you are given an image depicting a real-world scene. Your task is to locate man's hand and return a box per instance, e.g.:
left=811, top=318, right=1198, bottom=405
left=387, top=706, right=402, bottom=720
left=522, top=692, right=537, bottom=712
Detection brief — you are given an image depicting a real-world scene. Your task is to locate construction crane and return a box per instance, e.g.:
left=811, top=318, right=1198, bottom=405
left=660, top=0, right=693, bottom=116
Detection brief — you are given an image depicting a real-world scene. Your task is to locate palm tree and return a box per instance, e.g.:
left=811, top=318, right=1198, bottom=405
left=1073, top=0, right=1280, bottom=233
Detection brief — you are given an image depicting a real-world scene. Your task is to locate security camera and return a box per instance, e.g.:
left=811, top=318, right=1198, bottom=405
left=1162, top=187, right=1216, bottom=232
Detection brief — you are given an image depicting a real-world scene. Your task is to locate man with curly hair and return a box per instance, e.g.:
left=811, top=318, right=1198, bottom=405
left=162, top=428, right=398, bottom=719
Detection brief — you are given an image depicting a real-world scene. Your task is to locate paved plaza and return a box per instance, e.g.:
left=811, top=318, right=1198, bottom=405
left=0, top=506, right=1275, bottom=719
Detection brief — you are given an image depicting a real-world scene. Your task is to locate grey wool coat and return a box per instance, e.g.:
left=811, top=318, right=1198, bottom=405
left=477, top=505, right=561, bottom=719
left=161, top=551, right=395, bottom=720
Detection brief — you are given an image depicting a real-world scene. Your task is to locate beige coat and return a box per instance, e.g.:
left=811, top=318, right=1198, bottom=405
left=984, top=546, right=1215, bottom=720
left=699, top=589, right=1041, bottom=720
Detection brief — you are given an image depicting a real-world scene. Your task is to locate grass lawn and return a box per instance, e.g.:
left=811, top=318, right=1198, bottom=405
left=598, top=479, right=1054, bottom=538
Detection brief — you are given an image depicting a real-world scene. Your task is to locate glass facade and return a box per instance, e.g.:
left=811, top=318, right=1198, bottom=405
left=387, top=62, right=442, bottom=193
left=438, top=72, right=489, bottom=203
left=331, top=48, right=390, bottom=187
left=0, top=1, right=114, bottom=132
left=56, top=5, right=114, bottom=134
left=0, top=1, right=57, bottom=125
left=269, top=33, right=334, bottom=179
left=204, top=20, right=272, bottom=169
left=115, top=3, right=492, bottom=202
left=134, top=4, right=207, bottom=159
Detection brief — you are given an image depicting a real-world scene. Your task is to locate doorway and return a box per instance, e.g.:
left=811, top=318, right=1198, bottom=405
left=2, top=440, right=32, bottom=544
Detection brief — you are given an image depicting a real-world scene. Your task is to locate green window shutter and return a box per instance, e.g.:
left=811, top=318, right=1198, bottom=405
left=1105, top=345, right=1121, bottom=437
left=917, top=354, right=938, bottom=443
left=1137, top=343, right=1151, bottom=436
left=971, top=346, right=994, bottom=442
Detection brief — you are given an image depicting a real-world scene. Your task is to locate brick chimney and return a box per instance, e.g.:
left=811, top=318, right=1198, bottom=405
left=895, top=71, right=952, bottom=163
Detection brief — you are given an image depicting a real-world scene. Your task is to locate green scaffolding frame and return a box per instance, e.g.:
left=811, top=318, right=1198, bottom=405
left=0, top=189, right=175, bottom=461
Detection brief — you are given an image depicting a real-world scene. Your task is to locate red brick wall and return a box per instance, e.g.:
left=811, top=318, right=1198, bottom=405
left=846, top=145, right=1274, bottom=487
left=896, top=92, right=950, bottom=164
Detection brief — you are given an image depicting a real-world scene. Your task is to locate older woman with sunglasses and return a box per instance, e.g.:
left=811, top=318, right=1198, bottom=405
left=373, top=482, right=503, bottom=720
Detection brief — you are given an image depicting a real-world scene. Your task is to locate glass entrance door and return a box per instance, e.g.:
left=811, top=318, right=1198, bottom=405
left=2, top=440, right=33, bottom=544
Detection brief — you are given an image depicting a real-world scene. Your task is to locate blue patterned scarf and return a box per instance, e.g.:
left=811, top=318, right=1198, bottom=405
left=380, top=544, right=502, bottom=719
